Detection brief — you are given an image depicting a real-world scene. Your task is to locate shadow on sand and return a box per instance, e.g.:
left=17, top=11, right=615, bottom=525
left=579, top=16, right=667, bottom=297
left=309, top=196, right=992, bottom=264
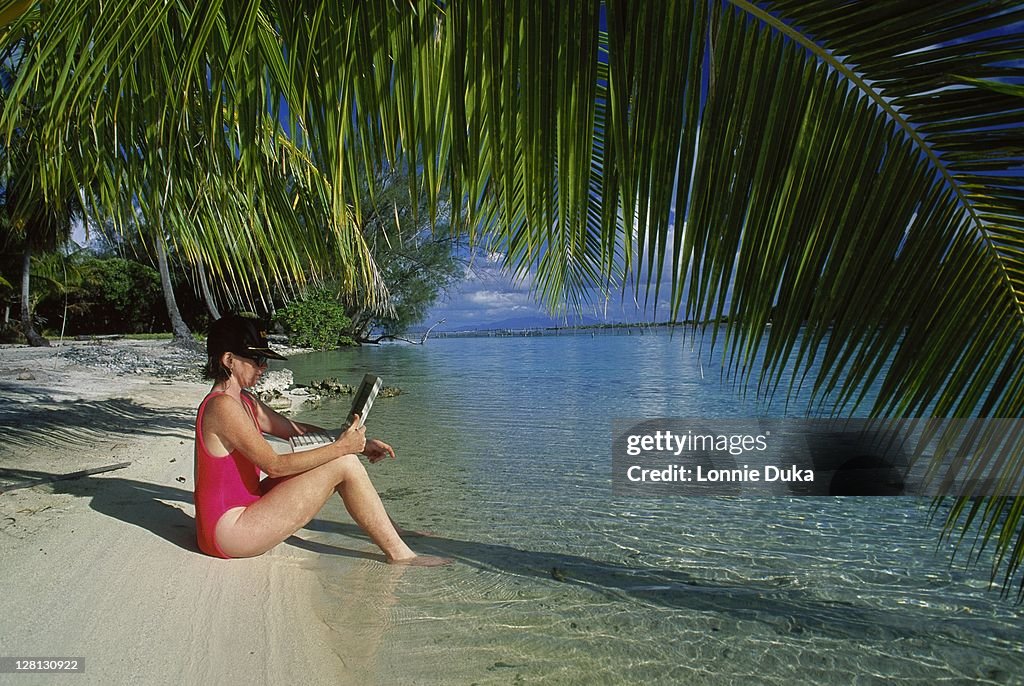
left=3, top=468, right=386, bottom=563
left=3, top=461, right=998, bottom=647
left=0, top=387, right=195, bottom=453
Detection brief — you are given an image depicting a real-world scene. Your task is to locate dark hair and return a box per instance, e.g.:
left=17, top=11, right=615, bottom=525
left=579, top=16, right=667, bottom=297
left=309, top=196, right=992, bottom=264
left=202, top=347, right=231, bottom=383
left=202, top=357, right=230, bottom=382
left=202, top=314, right=252, bottom=382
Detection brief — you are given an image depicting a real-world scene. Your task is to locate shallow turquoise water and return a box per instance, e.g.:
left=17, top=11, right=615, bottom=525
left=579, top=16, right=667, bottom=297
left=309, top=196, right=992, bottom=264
left=278, top=331, right=1024, bottom=684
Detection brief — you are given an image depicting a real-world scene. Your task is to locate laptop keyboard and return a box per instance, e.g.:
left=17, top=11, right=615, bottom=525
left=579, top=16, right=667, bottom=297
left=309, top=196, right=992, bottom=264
left=290, top=432, right=333, bottom=450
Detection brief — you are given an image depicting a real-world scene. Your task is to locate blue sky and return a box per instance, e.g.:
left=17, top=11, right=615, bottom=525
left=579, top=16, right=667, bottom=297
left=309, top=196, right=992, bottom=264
left=423, top=242, right=680, bottom=332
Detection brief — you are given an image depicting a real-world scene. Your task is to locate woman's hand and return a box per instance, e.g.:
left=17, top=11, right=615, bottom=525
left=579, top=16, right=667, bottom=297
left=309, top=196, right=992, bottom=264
left=363, top=439, right=396, bottom=464
left=334, top=414, right=367, bottom=455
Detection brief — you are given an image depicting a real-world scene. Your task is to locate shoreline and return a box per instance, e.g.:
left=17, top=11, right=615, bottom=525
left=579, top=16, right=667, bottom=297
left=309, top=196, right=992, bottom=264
left=0, top=340, right=366, bottom=685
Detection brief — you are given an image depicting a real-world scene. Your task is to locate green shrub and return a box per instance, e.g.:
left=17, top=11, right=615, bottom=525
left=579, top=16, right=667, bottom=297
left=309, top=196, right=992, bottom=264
left=274, top=289, right=355, bottom=349
left=36, top=256, right=167, bottom=334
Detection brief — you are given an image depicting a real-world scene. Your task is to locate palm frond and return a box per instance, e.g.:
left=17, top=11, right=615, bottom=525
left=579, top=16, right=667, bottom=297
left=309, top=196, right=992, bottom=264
left=2, top=0, right=1024, bottom=593
left=0, top=1, right=32, bottom=30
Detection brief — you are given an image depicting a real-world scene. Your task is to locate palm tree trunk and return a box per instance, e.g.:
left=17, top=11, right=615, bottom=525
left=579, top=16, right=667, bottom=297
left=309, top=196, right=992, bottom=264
left=20, top=246, right=50, bottom=347
left=196, top=261, right=221, bottom=319
left=154, top=234, right=193, bottom=344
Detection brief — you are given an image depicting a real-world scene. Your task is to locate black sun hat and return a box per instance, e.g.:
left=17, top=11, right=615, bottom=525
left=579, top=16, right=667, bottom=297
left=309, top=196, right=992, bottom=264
left=207, top=314, right=288, bottom=361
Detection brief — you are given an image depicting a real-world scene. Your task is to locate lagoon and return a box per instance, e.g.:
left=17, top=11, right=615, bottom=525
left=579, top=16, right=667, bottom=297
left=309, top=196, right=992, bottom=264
left=278, top=331, right=1023, bottom=684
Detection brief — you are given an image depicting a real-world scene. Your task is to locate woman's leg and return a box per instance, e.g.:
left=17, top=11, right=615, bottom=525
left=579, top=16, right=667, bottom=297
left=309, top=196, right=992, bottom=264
left=214, top=454, right=444, bottom=563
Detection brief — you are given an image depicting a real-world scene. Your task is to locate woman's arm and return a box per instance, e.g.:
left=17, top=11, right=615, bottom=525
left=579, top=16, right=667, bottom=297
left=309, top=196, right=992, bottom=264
left=204, top=394, right=365, bottom=477
left=245, top=390, right=327, bottom=438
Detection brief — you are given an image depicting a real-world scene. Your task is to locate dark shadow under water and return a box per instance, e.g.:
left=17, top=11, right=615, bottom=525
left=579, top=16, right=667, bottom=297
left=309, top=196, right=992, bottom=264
left=301, top=518, right=1012, bottom=646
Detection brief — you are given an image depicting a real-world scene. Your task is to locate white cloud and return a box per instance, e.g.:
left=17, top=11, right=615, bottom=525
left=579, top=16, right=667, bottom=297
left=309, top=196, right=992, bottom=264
left=467, top=289, right=533, bottom=309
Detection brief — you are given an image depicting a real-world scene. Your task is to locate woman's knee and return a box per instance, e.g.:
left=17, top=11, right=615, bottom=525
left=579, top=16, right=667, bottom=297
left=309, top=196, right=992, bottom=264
left=328, top=453, right=366, bottom=482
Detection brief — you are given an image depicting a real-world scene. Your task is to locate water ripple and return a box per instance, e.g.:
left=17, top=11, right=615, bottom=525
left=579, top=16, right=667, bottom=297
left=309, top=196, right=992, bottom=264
left=285, top=335, right=1024, bottom=684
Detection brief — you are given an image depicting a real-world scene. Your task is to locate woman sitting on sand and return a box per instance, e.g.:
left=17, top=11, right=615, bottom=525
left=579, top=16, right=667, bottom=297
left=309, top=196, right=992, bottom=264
left=193, top=314, right=448, bottom=566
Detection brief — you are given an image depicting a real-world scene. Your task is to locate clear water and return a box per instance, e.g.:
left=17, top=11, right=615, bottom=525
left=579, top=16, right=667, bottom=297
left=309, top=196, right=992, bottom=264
left=278, top=331, right=1024, bottom=685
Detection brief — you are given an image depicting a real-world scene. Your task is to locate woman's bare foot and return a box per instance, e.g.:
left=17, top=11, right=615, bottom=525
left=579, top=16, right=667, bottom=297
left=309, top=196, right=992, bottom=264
left=387, top=553, right=453, bottom=567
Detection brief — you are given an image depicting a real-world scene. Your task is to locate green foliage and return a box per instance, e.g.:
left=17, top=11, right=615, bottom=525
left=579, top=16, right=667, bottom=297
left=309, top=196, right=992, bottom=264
left=274, top=289, right=356, bottom=350
left=84, top=257, right=165, bottom=332
left=35, top=255, right=167, bottom=334
left=371, top=236, right=460, bottom=337
left=344, top=167, right=462, bottom=338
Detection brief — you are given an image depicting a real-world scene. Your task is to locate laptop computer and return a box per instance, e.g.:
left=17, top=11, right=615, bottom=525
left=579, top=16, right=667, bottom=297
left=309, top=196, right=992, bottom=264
left=288, top=373, right=383, bottom=453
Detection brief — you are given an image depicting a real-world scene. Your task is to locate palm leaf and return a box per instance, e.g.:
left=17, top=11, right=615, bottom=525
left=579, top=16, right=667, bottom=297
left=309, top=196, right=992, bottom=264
left=0, top=1, right=32, bottom=30
left=2, top=0, right=1024, bottom=593
left=441, top=0, right=1024, bottom=594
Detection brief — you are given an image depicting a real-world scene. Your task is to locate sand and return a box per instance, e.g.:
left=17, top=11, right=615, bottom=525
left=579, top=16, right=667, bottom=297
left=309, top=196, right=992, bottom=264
left=0, top=340, right=367, bottom=685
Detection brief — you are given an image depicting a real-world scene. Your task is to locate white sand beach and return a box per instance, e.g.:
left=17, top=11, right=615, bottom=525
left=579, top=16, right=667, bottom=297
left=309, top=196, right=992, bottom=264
left=0, top=340, right=376, bottom=685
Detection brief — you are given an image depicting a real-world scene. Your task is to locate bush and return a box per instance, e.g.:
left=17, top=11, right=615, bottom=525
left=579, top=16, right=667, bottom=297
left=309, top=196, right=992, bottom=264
left=36, top=256, right=168, bottom=335
left=274, top=289, right=355, bottom=349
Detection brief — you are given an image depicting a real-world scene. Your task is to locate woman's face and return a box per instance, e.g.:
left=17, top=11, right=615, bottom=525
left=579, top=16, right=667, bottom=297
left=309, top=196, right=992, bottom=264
left=221, top=352, right=267, bottom=388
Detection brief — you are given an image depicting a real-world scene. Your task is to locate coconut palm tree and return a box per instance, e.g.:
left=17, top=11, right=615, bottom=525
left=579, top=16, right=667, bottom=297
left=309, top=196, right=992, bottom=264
left=4, top=180, right=79, bottom=346
left=0, top=31, right=80, bottom=346
left=1, top=1, right=1022, bottom=593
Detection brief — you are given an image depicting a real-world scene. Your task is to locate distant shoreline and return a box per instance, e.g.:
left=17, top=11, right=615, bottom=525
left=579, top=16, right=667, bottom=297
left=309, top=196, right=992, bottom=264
left=419, top=321, right=723, bottom=339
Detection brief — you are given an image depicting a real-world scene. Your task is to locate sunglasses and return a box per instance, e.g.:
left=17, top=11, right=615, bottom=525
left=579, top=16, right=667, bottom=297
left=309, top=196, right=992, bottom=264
left=237, top=353, right=268, bottom=366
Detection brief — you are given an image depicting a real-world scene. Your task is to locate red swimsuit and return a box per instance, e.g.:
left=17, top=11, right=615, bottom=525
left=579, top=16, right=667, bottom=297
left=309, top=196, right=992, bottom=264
left=194, top=392, right=263, bottom=558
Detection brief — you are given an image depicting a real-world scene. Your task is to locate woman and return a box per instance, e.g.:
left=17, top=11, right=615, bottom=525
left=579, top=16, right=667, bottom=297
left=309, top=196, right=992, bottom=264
left=193, top=314, right=448, bottom=565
